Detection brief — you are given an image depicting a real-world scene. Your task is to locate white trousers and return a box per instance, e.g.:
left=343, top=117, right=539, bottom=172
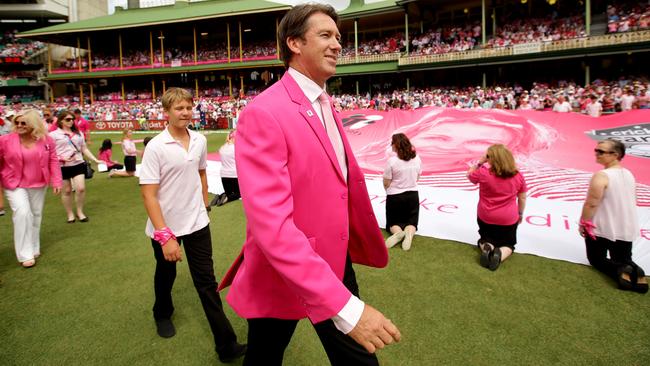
left=5, top=187, right=46, bottom=262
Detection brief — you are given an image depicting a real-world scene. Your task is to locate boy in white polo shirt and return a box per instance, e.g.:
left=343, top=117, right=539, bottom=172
left=139, top=87, right=245, bottom=363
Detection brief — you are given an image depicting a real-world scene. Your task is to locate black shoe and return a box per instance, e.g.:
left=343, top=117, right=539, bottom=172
left=479, top=241, right=492, bottom=268
left=488, top=247, right=501, bottom=271
left=218, top=343, right=247, bottom=363
left=79, top=216, right=89, bottom=222
left=216, top=193, right=228, bottom=207
left=617, top=265, right=635, bottom=291
left=155, top=318, right=176, bottom=338
left=633, top=266, right=649, bottom=294
left=209, top=194, right=221, bottom=207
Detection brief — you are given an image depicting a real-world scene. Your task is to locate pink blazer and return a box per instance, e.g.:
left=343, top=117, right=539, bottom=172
left=0, top=133, right=62, bottom=190
left=219, top=73, right=388, bottom=324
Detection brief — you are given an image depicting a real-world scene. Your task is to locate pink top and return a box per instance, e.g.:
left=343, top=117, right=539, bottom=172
left=468, top=165, right=527, bottom=225
left=0, top=133, right=62, bottom=190
left=98, top=149, right=117, bottom=168
left=19, top=144, right=47, bottom=188
left=49, top=129, right=86, bottom=167
left=383, top=155, right=421, bottom=195
left=122, top=138, right=137, bottom=156
left=76, top=117, right=90, bottom=141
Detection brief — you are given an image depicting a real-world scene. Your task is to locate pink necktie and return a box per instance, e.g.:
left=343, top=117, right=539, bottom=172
left=318, top=92, right=347, bottom=180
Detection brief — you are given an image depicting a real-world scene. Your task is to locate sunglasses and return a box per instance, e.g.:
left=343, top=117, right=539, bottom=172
left=14, top=120, right=27, bottom=126
left=63, top=117, right=75, bottom=121
left=594, top=148, right=615, bottom=155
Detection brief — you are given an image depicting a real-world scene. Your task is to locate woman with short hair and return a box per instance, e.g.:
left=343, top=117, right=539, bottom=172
left=0, top=109, right=62, bottom=267
left=49, top=109, right=101, bottom=223
left=468, top=144, right=527, bottom=271
left=383, top=133, right=421, bottom=251
left=579, top=139, right=647, bottom=293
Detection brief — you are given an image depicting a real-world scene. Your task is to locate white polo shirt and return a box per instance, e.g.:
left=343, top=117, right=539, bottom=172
left=139, top=127, right=209, bottom=238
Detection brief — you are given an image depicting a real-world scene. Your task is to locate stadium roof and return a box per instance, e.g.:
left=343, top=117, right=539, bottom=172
left=17, top=0, right=291, bottom=39
left=18, top=0, right=405, bottom=43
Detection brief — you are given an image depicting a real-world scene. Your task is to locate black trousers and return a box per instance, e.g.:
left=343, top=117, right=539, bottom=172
left=151, top=224, right=239, bottom=355
left=242, top=255, right=378, bottom=366
left=585, top=235, right=638, bottom=281
left=221, top=177, right=241, bottom=202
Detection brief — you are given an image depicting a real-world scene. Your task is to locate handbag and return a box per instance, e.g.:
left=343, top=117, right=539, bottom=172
left=84, top=161, right=95, bottom=179
left=65, top=134, right=94, bottom=179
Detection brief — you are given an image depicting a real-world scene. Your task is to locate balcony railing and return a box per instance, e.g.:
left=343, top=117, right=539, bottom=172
left=337, top=52, right=400, bottom=65
left=398, top=30, right=650, bottom=66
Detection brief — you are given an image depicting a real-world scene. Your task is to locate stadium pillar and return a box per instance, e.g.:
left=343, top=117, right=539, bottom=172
left=240, top=73, right=244, bottom=96
left=77, top=37, right=82, bottom=72
left=276, top=18, right=280, bottom=59
left=149, top=31, right=154, bottom=66
left=162, top=80, right=166, bottom=94
left=406, top=77, right=410, bottom=90
left=585, top=0, right=591, bottom=36
left=119, top=33, right=123, bottom=69
left=355, top=80, right=359, bottom=95
left=481, top=0, right=486, bottom=45
left=49, top=86, right=54, bottom=104
left=482, top=72, right=487, bottom=88
left=228, top=76, right=233, bottom=97
left=87, top=37, right=92, bottom=72
left=354, top=19, right=359, bottom=62
left=227, top=23, right=231, bottom=63
left=152, top=80, right=156, bottom=99
left=160, top=31, right=165, bottom=66
left=239, top=21, right=243, bottom=62
left=47, top=43, right=52, bottom=74
left=193, top=26, right=198, bottom=65
left=195, top=78, right=199, bottom=97
left=80, top=83, right=84, bottom=104
left=121, top=81, right=125, bottom=102
left=585, top=65, right=590, bottom=86
left=90, top=84, right=94, bottom=104
left=405, top=13, right=409, bottom=54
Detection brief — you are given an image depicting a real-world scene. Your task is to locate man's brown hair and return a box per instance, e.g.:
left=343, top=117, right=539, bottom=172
left=277, top=3, right=339, bottom=68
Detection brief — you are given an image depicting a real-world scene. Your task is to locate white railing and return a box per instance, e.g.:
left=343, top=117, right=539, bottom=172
left=398, top=30, right=650, bottom=66
left=337, top=52, right=400, bottom=65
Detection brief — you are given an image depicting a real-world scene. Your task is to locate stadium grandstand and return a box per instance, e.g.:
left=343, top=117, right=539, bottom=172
left=3, top=0, right=649, bottom=127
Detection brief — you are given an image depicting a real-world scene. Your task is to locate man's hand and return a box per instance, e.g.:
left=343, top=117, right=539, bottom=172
left=348, top=304, right=401, bottom=353
left=162, top=239, right=182, bottom=262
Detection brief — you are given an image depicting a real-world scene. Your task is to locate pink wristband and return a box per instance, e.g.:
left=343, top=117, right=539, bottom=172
left=153, top=227, right=176, bottom=246
left=579, top=219, right=597, bottom=240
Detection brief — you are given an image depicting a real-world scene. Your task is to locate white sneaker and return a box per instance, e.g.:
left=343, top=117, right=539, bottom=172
left=386, top=231, right=405, bottom=248
left=402, top=232, right=415, bottom=251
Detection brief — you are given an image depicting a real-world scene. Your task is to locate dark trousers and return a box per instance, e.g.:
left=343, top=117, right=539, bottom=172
left=221, top=177, right=241, bottom=202
left=151, top=224, right=238, bottom=355
left=242, top=255, right=378, bottom=366
left=585, top=235, right=637, bottom=280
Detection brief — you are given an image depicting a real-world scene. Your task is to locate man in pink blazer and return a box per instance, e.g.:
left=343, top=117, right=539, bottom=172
left=219, top=4, right=400, bottom=365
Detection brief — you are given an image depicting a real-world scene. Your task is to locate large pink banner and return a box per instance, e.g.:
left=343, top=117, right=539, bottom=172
left=341, top=108, right=650, bottom=206
left=337, top=108, right=650, bottom=268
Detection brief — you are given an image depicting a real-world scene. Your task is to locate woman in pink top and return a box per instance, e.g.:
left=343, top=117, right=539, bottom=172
left=468, top=144, right=527, bottom=271
left=383, top=133, right=422, bottom=251
left=98, top=139, right=124, bottom=171
left=49, top=110, right=101, bottom=223
left=0, top=109, right=62, bottom=268
left=108, top=129, right=141, bottom=178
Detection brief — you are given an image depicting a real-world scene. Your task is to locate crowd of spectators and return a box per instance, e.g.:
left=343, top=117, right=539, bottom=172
left=0, top=30, right=45, bottom=59
left=330, top=76, right=650, bottom=117
left=60, top=41, right=277, bottom=70
left=606, top=3, right=650, bottom=33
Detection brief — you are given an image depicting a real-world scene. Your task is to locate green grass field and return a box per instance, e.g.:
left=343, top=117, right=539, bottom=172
left=1, top=131, right=649, bottom=366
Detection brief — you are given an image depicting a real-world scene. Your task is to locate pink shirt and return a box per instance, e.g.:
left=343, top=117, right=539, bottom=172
left=468, top=166, right=527, bottom=225
left=121, top=138, right=137, bottom=156
left=98, top=149, right=117, bottom=168
left=49, top=129, right=86, bottom=167
left=19, top=144, right=47, bottom=188
left=383, top=155, right=421, bottom=195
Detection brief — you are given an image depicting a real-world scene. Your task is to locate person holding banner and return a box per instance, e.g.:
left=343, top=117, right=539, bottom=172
left=383, top=133, right=421, bottom=251
left=467, top=144, right=527, bottom=271
left=50, top=110, right=101, bottom=223
left=579, top=139, right=648, bottom=293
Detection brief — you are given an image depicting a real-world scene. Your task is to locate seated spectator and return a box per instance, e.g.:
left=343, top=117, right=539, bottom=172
left=98, top=139, right=125, bottom=171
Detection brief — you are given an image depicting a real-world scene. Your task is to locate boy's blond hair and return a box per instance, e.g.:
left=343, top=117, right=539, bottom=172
left=161, top=87, right=193, bottom=111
